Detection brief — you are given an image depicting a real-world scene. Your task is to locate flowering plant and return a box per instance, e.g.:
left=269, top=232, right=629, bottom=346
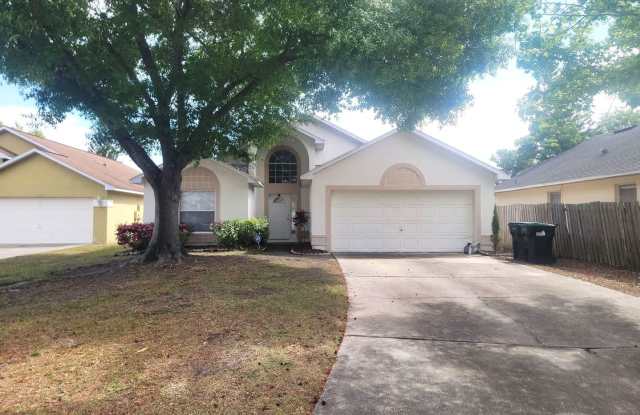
left=116, top=223, right=191, bottom=251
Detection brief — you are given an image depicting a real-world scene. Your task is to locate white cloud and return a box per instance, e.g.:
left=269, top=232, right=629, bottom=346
left=0, top=105, right=91, bottom=150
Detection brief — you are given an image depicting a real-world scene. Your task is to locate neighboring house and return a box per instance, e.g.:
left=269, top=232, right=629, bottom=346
left=136, top=117, right=499, bottom=252
left=0, top=127, right=143, bottom=245
left=496, top=126, right=640, bottom=206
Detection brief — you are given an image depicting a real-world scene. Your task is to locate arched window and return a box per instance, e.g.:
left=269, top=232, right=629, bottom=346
left=268, top=149, right=297, bottom=183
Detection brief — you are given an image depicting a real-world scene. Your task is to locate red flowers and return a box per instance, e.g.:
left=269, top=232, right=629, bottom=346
left=116, top=223, right=191, bottom=251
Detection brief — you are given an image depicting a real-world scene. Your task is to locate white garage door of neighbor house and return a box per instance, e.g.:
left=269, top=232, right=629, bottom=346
left=331, top=190, right=474, bottom=252
left=0, top=198, right=94, bottom=244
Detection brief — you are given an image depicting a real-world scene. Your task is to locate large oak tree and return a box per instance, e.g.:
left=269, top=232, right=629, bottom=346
left=0, top=0, right=527, bottom=261
left=494, top=0, right=640, bottom=176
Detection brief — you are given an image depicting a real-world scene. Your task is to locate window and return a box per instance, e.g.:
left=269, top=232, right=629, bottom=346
left=548, top=191, right=562, bottom=205
left=268, top=150, right=297, bottom=184
left=181, top=191, right=215, bottom=232
left=618, top=184, right=637, bottom=204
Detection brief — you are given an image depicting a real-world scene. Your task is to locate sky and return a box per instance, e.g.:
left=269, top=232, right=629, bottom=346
left=0, top=59, right=624, bottom=169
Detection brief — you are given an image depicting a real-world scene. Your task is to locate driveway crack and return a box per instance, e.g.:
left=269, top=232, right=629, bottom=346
left=345, top=333, right=639, bottom=351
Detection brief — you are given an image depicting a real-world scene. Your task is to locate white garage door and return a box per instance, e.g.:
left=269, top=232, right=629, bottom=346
left=0, top=198, right=94, bottom=244
left=331, top=190, right=474, bottom=252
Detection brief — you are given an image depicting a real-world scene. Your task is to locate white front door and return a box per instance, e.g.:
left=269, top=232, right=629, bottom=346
left=268, top=193, right=292, bottom=240
left=331, top=190, right=474, bottom=252
left=0, top=198, right=94, bottom=244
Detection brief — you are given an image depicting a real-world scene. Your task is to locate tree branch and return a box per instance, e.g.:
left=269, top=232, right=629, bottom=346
left=190, top=47, right=299, bottom=146
left=29, top=3, right=161, bottom=184
left=126, top=3, right=172, bottom=142
left=111, top=126, right=162, bottom=184
left=103, top=39, right=159, bottom=120
left=169, top=0, right=193, bottom=137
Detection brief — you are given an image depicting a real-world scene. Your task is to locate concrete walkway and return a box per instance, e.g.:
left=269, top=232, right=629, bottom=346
left=316, top=254, right=640, bottom=414
left=0, top=245, right=80, bottom=260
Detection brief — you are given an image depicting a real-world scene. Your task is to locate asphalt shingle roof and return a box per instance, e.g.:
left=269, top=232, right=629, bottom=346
left=496, top=126, right=640, bottom=191
left=1, top=127, right=143, bottom=193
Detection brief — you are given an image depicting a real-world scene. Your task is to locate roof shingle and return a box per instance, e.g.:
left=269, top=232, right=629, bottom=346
left=1, top=127, right=143, bottom=194
left=496, top=126, right=640, bottom=191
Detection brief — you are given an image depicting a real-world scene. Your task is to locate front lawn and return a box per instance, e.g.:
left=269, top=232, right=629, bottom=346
left=0, top=251, right=347, bottom=414
left=0, top=244, right=123, bottom=287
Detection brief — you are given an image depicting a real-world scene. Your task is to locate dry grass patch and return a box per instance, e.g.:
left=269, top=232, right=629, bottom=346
left=0, top=244, right=124, bottom=286
left=0, top=251, right=347, bottom=414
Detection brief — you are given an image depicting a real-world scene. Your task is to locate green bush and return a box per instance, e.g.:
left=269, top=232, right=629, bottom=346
left=215, top=218, right=269, bottom=249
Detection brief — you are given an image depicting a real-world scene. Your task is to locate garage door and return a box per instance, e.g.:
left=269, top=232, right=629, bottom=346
left=331, top=190, right=474, bottom=252
left=0, top=198, right=94, bottom=244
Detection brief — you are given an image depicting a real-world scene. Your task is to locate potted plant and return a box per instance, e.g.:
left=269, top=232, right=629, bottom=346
left=292, top=210, right=309, bottom=246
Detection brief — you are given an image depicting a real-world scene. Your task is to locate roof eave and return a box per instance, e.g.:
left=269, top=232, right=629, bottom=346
left=495, top=170, right=640, bottom=192
left=302, top=129, right=500, bottom=179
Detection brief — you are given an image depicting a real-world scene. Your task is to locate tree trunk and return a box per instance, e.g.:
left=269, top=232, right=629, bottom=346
left=143, top=166, right=185, bottom=263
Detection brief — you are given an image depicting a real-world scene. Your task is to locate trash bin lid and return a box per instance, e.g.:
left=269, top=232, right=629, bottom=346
left=508, top=221, right=556, bottom=228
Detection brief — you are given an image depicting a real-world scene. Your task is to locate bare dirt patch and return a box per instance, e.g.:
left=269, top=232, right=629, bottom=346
left=0, top=251, right=347, bottom=414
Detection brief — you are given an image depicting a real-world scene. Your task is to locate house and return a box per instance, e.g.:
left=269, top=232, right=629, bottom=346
left=496, top=126, right=640, bottom=206
left=136, top=117, right=500, bottom=252
left=0, top=127, right=144, bottom=245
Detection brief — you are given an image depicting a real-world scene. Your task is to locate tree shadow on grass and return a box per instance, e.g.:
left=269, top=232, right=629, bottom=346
left=0, top=251, right=348, bottom=414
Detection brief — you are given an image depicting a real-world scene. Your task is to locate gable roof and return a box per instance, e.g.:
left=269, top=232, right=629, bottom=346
left=307, top=116, right=367, bottom=144
left=129, top=158, right=264, bottom=188
left=496, top=126, right=640, bottom=192
left=0, top=127, right=143, bottom=194
left=292, top=116, right=366, bottom=151
left=301, top=129, right=501, bottom=179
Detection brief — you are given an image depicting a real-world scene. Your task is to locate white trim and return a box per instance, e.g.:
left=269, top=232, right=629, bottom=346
left=495, top=170, right=640, bottom=193
left=2, top=128, right=144, bottom=194
left=292, top=126, right=326, bottom=151
left=309, top=116, right=367, bottom=144
left=107, top=187, right=145, bottom=196
left=0, top=148, right=112, bottom=189
left=94, top=199, right=114, bottom=207
left=130, top=159, right=264, bottom=188
left=0, top=126, right=55, bottom=152
left=211, top=159, right=264, bottom=187
left=411, top=130, right=502, bottom=175
left=301, top=129, right=500, bottom=179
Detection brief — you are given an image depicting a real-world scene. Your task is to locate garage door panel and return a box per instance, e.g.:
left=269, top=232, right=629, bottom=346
left=331, top=191, right=474, bottom=253
left=0, top=198, right=93, bottom=244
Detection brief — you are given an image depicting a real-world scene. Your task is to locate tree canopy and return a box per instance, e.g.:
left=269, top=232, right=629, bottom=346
left=0, top=0, right=528, bottom=260
left=493, top=0, right=640, bottom=176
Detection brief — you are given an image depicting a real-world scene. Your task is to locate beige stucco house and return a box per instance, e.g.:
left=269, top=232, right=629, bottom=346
left=137, top=117, right=500, bottom=252
left=0, top=127, right=144, bottom=245
left=496, top=126, right=640, bottom=206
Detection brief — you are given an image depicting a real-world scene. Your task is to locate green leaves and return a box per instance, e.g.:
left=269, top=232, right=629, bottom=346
left=495, top=0, right=640, bottom=176
left=1, top=0, right=526, bottom=169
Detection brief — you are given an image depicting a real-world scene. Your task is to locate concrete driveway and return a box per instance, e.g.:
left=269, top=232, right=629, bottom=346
left=0, top=245, right=80, bottom=260
left=316, top=254, right=640, bottom=415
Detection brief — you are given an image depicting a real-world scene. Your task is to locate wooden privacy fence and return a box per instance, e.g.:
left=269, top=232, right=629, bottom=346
left=497, top=203, right=640, bottom=270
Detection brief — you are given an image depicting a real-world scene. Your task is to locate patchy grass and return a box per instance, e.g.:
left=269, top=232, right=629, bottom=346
left=0, top=251, right=347, bottom=414
left=529, top=258, right=640, bottom=297
left=0, top=245, right=124, bottom=287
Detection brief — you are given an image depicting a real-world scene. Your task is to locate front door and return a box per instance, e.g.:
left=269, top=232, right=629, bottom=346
left=268, top=193, right=293, bottom=240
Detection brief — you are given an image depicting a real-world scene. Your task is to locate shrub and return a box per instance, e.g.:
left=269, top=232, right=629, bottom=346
left=116, top=223, right=191, bottom=252
left=491, top=205, right=501, bottom=251
left=214, top=219, right=241, bottom=249
left=214, top=217, right=269, bottom=249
